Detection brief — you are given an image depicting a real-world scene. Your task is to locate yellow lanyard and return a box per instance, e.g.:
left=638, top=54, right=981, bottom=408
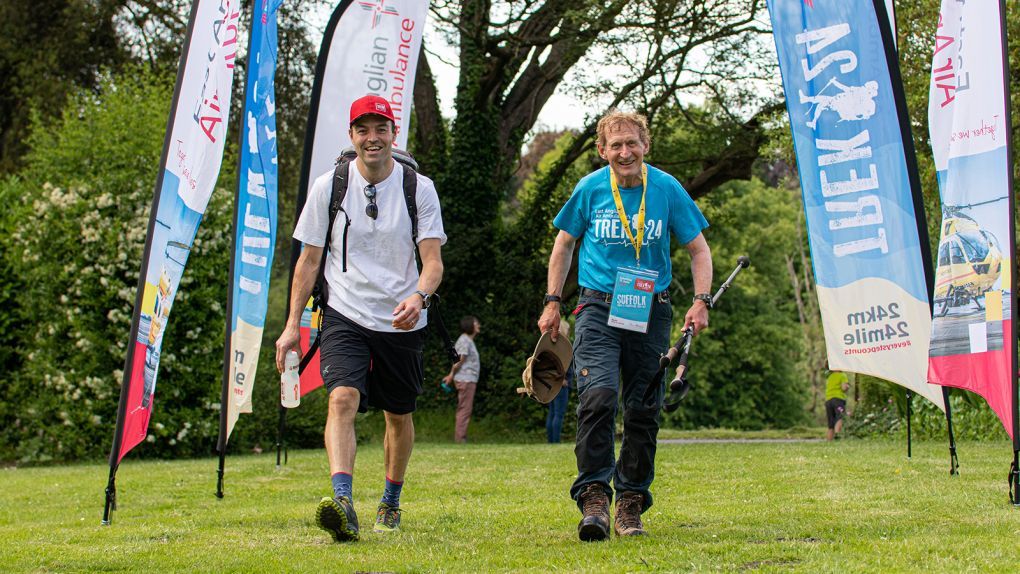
left=609, top=163, right=648, bottom=263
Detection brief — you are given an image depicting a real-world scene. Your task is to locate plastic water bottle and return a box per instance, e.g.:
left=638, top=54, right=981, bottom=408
left=281, top=350, right=300, bottom=408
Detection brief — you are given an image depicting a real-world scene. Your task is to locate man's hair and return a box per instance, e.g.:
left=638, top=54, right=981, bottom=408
left=459, top=316, right=478, bottom=334
left=349, top=116, right=396, bottom=133
left=596, top=110, right=651, bottom=148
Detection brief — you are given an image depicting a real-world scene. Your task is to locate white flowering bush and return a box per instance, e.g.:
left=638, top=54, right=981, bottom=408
left=0, top=67, right=236, bottom=462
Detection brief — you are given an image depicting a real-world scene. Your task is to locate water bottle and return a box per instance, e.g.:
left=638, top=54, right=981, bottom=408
left=281, top=350, right=301, bottom=408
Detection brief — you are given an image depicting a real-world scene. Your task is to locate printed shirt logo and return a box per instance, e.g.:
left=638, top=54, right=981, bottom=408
left=359, top=0, right=399, bottom=28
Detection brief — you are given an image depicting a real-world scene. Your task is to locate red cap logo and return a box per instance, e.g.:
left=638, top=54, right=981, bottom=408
left=349, top=95, right=396, bottom=126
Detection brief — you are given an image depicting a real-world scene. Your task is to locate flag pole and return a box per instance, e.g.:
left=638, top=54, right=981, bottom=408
left=906, top=390, right=912, bottom=459
left=214, top=0, right=260, bottom=500
left=942, top=387, right=959, bottom=474
left=874, top=0, right=958, bottom=470
left=102, top=0, right=204, bottom=524
left=995, top=0, right=1020, bottom=507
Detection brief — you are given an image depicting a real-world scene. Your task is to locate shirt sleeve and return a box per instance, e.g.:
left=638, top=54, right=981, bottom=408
left=667, top=178, right=709, bottom=245
left=455, top=336, right=469, bottom=356
left=414, top=174, right=448, bottom=246
left=553, top=179, right=589, bottom=239
left=292, top=170, right=334, bottom=247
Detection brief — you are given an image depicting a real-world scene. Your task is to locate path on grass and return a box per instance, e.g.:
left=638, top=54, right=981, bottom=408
left=658, top=438, right=823, bottom=444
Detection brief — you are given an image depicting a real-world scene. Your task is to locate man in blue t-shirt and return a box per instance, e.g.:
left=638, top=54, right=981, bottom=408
left=537, top=110, right=712, bottom=541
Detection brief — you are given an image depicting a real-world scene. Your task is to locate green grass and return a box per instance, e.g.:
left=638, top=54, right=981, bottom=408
left=3, top=438, right=1020, bottom=572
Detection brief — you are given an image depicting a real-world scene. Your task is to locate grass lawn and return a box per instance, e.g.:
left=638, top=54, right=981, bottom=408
left=3, top=437, right=1020, bottom=572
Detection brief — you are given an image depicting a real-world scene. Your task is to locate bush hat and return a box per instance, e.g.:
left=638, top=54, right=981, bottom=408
left=517, top=331, right=573, bottom=404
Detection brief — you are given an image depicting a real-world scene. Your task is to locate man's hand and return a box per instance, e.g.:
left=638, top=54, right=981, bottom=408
left=442, top=374, right=453, bottom=385
left=392, top=294, right=424, bottom=330
left=683, top=301, right=709, bottom=336
left=537, top=304, right=562, bottom=341
left=275, top=325, right=302, bottom=373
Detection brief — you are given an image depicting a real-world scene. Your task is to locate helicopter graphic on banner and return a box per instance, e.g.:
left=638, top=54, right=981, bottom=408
left=933, top=199, right=1006, bottom=317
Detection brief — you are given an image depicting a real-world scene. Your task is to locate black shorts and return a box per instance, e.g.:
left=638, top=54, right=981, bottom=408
left=319, top=307, right=425, bottom=414
left=825, top=398, right=846, bottom=429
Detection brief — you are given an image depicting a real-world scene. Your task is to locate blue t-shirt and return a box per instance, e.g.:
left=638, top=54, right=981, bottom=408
left=553, top=164, right=708, bottom=294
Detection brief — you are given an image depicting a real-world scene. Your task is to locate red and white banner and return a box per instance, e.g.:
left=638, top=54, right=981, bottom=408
left=111, top=0, right=243, bottom=464
left=927, top=1, right=1016, bottom=439
left=288, top=0, right=429, bottom=397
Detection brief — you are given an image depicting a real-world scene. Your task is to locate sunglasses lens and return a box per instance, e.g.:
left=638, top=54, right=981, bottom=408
left=364, top=184, right=377, bottom=199
left=366, top=202, right=378, bottom=219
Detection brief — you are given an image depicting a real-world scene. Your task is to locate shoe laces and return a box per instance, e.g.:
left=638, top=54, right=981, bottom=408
left=581, top=485, right=608, bottom=516
left=617, top=494, right=643, bottom=529
left=376, top=504, right=401, bottom=527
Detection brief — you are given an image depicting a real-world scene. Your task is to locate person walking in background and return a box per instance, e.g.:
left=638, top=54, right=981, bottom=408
left=825, top=370, right=850, bottom=441
left=546, top=318, right=574, bottom=444
left=443, top=316, right=481, bottom=443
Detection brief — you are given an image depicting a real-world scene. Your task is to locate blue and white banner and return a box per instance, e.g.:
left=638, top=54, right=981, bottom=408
left=767, top=0, right=944, bottom=409
left=224, top=0, right=283, bottom=439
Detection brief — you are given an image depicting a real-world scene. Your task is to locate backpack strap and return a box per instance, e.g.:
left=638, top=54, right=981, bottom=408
left=311, top=156, right=352, bottom=313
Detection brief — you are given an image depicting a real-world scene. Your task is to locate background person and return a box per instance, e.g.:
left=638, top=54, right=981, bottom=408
left=275, top=95, right=446, bottom=542
left=546, top=318, right=573, bottom=444
left=825, top=370, right=850, bottom=440
left=443, top=316, right=481, bottom=443
left=538, top=110, right=712, bottom=541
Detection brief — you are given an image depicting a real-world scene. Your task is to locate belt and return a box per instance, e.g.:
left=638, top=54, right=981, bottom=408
left=580, top=287, right=670, bottom=304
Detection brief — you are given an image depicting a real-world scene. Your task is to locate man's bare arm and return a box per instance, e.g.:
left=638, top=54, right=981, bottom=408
left=275, top=245, right=323, bottom=372
left=537, top=230, right=578, bottom=340
left=392, top=238, right=443, bottom=330
left=683, top=233, right=713, bottom=335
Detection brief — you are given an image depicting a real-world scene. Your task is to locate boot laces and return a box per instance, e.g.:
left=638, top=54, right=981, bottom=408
left=581, top=485, right=608, bottom=516
left=617, top=494, right=643, bottom=529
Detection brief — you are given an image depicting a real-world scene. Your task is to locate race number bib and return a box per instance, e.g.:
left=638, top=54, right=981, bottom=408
left=608, top=267, right=658, bottom=333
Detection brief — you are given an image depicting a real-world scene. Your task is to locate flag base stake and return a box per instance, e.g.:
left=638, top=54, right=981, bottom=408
left=102, top=470, right=117, bottom=526
left=215, top=449, right=226, bottom=499
left=1011, top=451, right=1020, bottom=506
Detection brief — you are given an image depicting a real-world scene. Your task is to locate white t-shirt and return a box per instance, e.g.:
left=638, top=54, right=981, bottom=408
left=293, top=161, right=447, bottom=332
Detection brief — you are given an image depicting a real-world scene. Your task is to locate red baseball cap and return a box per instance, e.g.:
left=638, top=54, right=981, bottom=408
left=349, top=95, right=396, bottom=126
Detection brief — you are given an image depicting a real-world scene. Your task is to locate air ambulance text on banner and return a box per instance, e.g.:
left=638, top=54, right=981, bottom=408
left=290, top=0, right=429, bottom=398
left=766, top=0, right=943, bottom=408
left=307, top=0, right=428, bottom=180
left=927, top=0, right=1015, bottom=438
left=114, top=0, right=245, bottom=464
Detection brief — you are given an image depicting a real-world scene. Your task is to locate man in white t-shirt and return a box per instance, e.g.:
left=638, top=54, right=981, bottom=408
left=275, top=95, right=446, bottom=542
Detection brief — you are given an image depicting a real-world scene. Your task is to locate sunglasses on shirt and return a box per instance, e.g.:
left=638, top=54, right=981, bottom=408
left=364, top=184, right=378, bottom=220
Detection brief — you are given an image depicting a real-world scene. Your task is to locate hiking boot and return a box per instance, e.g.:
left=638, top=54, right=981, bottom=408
left=577, top=483, right=611, bottom=542
left=316, top=496, right=359, bottom=542
left=614, top=491, right=646, bottom=537
left=373, top=502, right=402, bottom=533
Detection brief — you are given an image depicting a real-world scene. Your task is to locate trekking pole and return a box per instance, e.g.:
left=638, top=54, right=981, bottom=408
left=660, top=256, right=750, bottom=413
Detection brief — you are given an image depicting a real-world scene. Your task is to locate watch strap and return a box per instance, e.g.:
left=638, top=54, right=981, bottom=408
left=693, top=293, right=713, bottom=309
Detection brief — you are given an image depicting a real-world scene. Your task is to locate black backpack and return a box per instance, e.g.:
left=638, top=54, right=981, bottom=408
left=300, top=147, right=459, bottom=370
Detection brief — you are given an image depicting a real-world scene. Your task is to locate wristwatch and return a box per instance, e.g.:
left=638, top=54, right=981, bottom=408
left=693, top=293, right=713, bottom=309
left=543, top=293, right=562, bottom=306
left=415, top=290, right=432, bottom=308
